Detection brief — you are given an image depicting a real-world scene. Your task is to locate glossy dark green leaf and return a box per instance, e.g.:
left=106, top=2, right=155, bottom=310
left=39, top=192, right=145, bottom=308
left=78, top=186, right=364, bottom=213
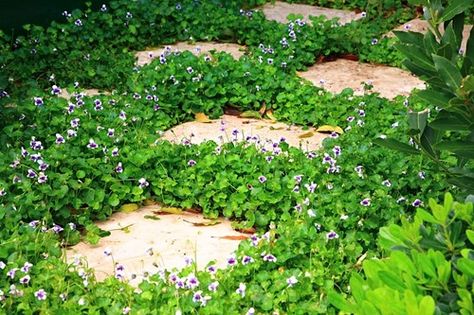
left=420, top=126, right=440, bottom=159
left=415, top=89, right=452, bottom=108
left=430, top=110, right=472, bottom=130
left=435, top=140, right=474, bottom=158
left=447, top=176, right=474, bottom=192
left=394, top=30, right=424, bottom=48
left=432, top=54, right=462, bottom=90
left=439, top=0, right=473, bottom=22
left=373, top=138, right=420, bottom=155
left=396, top=44, right=436, bottom=72
left=423, top=31, right=439, bottom=55
left=441, top=22, right=459, bottom=59
left=461, top=27, right=474, bottom=75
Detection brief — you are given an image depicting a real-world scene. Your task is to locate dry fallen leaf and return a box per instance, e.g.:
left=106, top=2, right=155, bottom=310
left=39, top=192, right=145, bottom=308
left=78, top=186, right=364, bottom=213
left=184, top=208, right=201, bottom=214
left=316, top=125, right=344, bottom=134
left=183, top=219, right=220, bottom=226
left=269, top=126, right=284, bottom=130
left=220, top=235, right=248, bottom=240
left=355, top=252, right=368, bottom=267
left=195, top=112, right=212, bottom=123
left=144, top=215, right=161, bottom=220
left=298, top=131, right=314, bottom=138
left=120, top=203, right=139, bottom=213
left=233, top=227, right=256, bottom=234
left=265, top=109, right=277, bottom=121
left=258, top=103, right=267, bottom=116
left=239, top=110, right=261, bottom=119
left=153, top=207, right=183, bottom=215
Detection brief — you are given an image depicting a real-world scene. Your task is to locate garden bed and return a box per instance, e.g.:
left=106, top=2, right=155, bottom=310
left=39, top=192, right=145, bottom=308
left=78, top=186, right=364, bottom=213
left=0, top=0, right=472, bottom=314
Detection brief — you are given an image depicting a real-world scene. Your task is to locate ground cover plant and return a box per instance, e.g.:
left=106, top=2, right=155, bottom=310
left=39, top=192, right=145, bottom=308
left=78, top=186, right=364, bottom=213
left=0, top=0, right=473, bottom=314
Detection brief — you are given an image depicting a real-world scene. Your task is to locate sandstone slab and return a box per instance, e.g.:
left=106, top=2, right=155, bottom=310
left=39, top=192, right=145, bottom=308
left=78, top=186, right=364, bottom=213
left=297, top=59, right=425, bottom=99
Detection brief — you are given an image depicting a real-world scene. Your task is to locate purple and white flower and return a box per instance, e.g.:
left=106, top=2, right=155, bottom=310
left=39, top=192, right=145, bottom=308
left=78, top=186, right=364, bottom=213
left=258, top=175, right=267, bottom=183
left=186, top=274, right=199, bottom=289
left=305, top=182, right=317, bottom=193
left=37, top=172, right=48, bottom=184
left=103, top=248, right=112, bottom=256
left=286, top=276, right=298, bottom=287
left=67, top=129, right=77, bottom=138
left=7, top=268, right=18, bottom=279
left=111, top=147, right=119, bottom=157
left=326, top=230, right=339, bottom=240
left=206, top=265, right=216, bottom=274
left=19, top=275, right=30, bottom=285
left=87, top=139, right=98, bottom=149
left=55, top=133, right=65, bottom=144
left=94, top=99, right=103, bottom=111
left=188, top=159, right=196, bottom=167
left=412, top=199, right=422, bottom=207
left=119, top=111, right=127, bottom=121
left=34, top=289, right=47, bottom=300
left=51, top=85, right=61, bottom=95
left=360, top=198, right=371, bottom=207
left=51, top=224, right=63, bottom=233
left=192, top=290, right=203, bottom=303
left=242, top=255, right=254, bottom=265
left=34, top=97, right=44, bottom=106
left=227, top=255, right=237, bottom=267
left=27, top=169, right=37, bottom=178
left=263, top=254, right=277, bottom=262
left=71, top=118, right=80, bottom=128
left=208, top=281, right=219, bottom=292
left=138, top=178, right=149, bottom=188
left=30, top=137, right=43, bottom=150
left=115, top=162, right=123, bottom=173
left=236, top=283, right=246, bottom=297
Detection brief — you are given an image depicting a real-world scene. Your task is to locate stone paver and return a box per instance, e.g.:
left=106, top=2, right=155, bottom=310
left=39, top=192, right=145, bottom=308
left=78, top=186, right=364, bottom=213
left=297, top=59, right=425, bottom=99
left=136, top=42, right=246, bottom=66
left=261, top=1, right=363, bottom=25
left=67, top=205, right=247, bottom=284
left=162, top=114, right=329, bottom=152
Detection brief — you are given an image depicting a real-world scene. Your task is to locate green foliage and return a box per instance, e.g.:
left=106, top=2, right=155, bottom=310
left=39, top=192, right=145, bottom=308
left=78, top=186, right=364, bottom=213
left=377, top=0, right=474, bottom=194
left=0, top=0, right=463, bottom=313
left=329, top=193, right=474, bottom=314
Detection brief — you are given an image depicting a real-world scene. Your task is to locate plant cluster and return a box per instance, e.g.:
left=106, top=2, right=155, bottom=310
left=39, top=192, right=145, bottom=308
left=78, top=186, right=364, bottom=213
left=376, top=0, right=474, bottom=193
left=330, top=193, right=474, bottom=314
left=0, top=0, right=472, bottom=314
left=0, top=0, right=413, bottom=104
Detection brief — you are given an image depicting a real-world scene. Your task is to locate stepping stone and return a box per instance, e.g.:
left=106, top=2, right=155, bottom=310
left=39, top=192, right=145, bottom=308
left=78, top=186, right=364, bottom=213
left=58, top=89, right=108, bottom=100
left=67, top=205, right=247, bottom=284
left=135, top=42, right=246, bottom=66
left=297, top=59, right=425, bottom=99
left=260, top=1, right=363, bottom=25
left=162, top=114, right=328, bottom=152
left=388, top=18, right=472, bottom=54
